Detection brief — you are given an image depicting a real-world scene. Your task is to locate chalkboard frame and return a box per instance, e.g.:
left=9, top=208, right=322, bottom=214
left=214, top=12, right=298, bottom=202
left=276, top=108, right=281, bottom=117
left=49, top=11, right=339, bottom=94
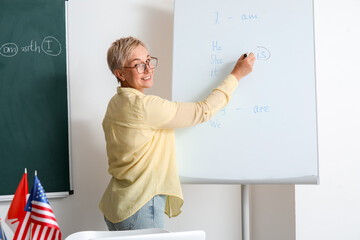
left=0, top=0, right=73, bottom=200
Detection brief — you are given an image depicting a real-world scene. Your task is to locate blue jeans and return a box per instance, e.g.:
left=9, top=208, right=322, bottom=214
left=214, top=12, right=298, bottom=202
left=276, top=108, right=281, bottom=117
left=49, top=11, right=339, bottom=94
left=104, top=195, right=166, bottom=231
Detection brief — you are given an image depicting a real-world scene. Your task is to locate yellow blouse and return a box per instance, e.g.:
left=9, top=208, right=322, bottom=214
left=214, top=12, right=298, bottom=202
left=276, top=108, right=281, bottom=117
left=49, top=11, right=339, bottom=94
left=99, top=74, right=238, bottom=223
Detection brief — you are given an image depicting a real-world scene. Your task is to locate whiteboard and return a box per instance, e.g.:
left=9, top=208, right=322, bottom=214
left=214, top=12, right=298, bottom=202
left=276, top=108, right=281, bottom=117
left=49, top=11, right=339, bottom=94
left=172, top=0, right=318, bottom=184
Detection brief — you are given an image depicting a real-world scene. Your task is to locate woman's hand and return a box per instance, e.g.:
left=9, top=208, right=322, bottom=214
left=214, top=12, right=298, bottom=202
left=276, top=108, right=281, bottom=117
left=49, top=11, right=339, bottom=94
left=230, top=53, right=256, bottom=81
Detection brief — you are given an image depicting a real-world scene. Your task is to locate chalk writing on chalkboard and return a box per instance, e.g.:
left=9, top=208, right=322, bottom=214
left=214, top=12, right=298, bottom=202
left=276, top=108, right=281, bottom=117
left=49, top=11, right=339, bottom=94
left=0, top=36, right=61, bottom=58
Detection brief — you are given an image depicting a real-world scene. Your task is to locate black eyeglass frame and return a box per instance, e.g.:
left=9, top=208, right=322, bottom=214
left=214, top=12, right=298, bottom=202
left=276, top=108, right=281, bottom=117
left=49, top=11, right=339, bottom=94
left=121, top=57, right=158, bottom=74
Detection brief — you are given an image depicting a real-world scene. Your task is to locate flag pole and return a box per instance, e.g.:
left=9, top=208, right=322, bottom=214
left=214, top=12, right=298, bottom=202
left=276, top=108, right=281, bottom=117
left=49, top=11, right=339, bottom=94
left=25, top=168, right=29, bottom=202
left=31, top=170, right=38, bottom=240
left=31, top=170, right=37, bottom=240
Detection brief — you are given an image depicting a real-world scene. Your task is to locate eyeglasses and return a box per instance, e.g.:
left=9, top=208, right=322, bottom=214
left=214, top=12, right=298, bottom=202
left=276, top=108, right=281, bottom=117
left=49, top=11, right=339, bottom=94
left=122, top=57, right=158, bottom=74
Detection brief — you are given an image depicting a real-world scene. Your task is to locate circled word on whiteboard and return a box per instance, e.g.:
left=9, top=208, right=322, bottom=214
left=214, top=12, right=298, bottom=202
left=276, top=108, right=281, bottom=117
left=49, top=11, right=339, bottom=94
left=0, top=36, right=62, bottom=58
left=254, top=46, right=271, bottom=61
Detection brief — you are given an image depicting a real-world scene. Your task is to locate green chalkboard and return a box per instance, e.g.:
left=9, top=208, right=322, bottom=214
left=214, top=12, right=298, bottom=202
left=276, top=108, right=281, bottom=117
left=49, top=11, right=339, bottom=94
left=0, top=0, right=71, bottom=196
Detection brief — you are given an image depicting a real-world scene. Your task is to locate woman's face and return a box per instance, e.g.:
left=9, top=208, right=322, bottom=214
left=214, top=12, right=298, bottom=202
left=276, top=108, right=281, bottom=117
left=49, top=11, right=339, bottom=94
left=117, top=45, right=154, bottom=93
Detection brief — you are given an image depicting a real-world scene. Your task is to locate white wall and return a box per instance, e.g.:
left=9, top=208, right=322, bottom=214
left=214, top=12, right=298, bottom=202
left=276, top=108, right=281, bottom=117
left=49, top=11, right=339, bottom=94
left=251, top=185, right=295, bottom=240
left=295, top=0, right=360, bottom=239
left=0, top=1, right=302, bottom=240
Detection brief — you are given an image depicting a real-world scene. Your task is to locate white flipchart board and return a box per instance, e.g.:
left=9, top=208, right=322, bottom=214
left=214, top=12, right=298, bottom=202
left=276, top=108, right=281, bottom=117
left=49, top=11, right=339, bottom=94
left=172, top=0, right=319, bottom=184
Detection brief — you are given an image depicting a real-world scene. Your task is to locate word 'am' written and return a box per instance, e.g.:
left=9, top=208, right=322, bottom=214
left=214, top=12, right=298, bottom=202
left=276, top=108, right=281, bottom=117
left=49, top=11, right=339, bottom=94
left=0, top=36, right=62, bottom=58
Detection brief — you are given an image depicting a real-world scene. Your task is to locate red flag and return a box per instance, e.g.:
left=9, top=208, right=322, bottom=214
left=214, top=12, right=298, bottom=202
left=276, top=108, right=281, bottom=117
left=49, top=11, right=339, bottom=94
left=5, top=170, right=28, bottom=234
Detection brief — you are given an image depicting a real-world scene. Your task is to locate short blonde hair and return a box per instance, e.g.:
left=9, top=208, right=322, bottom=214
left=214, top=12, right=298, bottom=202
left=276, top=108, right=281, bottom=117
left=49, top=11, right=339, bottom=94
left=107, top=37, right=147, bottom=82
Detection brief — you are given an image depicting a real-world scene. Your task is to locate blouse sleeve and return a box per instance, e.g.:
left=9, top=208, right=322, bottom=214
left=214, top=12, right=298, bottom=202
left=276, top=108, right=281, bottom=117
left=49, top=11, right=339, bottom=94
left=142, top=74, right=239, bottom=129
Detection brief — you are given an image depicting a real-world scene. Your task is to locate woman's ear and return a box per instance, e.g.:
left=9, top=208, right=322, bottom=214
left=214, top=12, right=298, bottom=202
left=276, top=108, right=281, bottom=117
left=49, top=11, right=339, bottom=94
left=114, top=69, right=125, bottom=82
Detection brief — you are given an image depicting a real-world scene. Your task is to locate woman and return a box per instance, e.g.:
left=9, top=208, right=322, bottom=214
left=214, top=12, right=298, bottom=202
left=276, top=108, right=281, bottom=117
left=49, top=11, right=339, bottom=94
left=100, top=36, right=255, bottom=231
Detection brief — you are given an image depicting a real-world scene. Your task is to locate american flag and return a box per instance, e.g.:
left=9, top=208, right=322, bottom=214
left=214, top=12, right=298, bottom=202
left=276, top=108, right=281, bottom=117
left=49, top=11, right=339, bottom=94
left=14, top=175, right=61, bottom=240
